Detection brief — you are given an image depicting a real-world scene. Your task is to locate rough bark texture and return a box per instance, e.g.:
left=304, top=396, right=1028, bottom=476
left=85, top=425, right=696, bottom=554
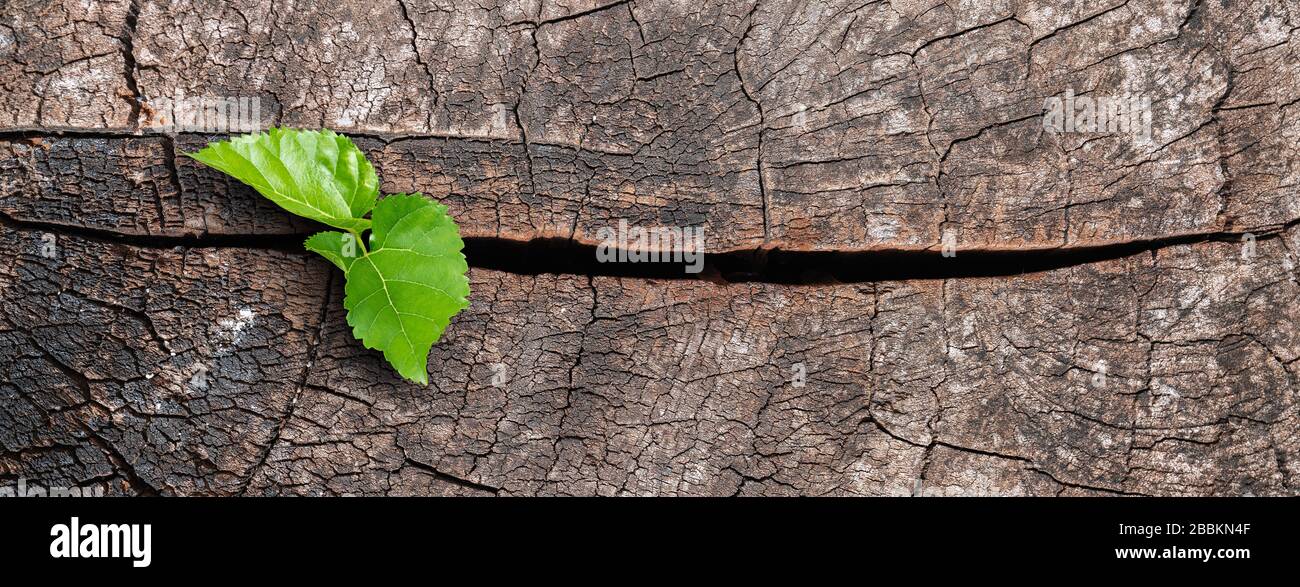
left=1, top=0, right=1298, bottom=495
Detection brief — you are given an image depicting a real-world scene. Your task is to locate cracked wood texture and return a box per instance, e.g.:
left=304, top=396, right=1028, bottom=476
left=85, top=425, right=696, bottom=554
left=4, top=225, right=1298, bottom=495
left=1, top=0, right=1299, bottom=495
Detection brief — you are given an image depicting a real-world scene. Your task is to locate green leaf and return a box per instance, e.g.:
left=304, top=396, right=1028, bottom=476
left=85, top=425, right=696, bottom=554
left=341, top=194, right=470, bottom=384
left=194, top=129, right=470, bottom=384
left=187, top=128, right=377, bottom=232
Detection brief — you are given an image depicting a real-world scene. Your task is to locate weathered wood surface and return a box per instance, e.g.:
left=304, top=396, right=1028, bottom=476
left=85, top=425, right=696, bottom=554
left=1, top=0, right=1298, bottom=495
left=3, top=224, right=1297, bottom=495
left=4, top=0, right=1298, bottom=250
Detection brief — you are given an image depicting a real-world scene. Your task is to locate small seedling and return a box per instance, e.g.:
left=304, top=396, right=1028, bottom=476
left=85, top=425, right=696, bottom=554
left=188, top=128, right=470, bottom=384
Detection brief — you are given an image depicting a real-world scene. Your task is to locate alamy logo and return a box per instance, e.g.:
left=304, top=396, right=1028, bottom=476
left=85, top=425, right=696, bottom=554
left=1042, top=89, right=1152, bottom=142
left=0, top=477, right=104, bottom=497
left=595, top=220, right=705, bottom=274
left=49, top=517, right=152, bottom=568
left=144, top=92, right=262, bottom=133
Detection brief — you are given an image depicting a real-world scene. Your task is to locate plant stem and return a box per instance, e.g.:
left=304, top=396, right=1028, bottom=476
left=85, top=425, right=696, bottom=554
left=349, top=229, right=370, bottom=257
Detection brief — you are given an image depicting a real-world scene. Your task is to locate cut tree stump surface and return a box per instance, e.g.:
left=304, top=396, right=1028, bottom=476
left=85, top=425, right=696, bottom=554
left=1, top=0, right=1297, bottom=495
